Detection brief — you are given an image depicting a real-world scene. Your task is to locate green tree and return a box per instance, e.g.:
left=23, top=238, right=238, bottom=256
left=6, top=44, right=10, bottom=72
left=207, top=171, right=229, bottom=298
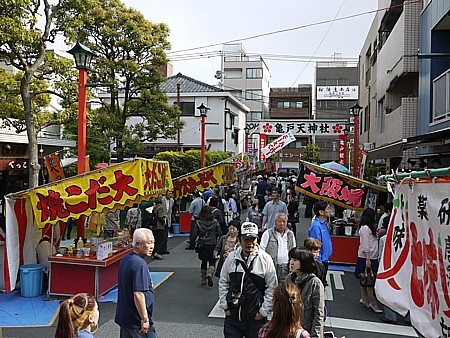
left=57, top=0, right=183, bottom=162
left=156, top=150, right=229, bottom=178
left=0, top=0, right=77, bottom=187
left=304, top=143, right=320, bottom=163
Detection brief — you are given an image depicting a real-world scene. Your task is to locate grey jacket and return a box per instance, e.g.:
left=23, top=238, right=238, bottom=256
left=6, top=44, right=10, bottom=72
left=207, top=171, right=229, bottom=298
left=286, top=272, right=324, bottom=338
left=192, top=219, right=222, bottom=246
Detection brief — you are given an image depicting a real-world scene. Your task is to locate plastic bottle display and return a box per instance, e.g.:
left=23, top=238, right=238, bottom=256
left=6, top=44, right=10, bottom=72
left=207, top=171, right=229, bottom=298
left=77, top=237, right=84, bottom=249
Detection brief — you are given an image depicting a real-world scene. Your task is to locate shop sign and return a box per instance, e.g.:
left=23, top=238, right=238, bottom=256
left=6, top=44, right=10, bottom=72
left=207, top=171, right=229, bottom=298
left=29, top=159, right=172, bottom=227
left=316, top=85, right=358, bottom=100
left=295, top=163, right=368, bottom=210
left=337, top=135, right=348, bottom=167
left=44, top=153, right=65, bottom=182
left=261, top=132, right=295, bottom=158
left=172, top=163, right=237, bottom=199
left=376, top=181, right=450, bottom=338
left=259, top=120, right=347, bottom=136
left=6, top=159, right=28, bottom=170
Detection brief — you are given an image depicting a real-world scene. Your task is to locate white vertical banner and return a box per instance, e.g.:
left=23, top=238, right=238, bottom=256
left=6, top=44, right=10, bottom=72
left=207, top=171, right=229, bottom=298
left=261, top=132, right=296, bottom=158
left=376, top=180, right=450, bottom=338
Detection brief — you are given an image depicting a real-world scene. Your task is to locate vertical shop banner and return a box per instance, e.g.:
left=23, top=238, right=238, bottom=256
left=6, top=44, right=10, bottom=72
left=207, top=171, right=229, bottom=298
left=376, top=180, right=450, bottom=338
left=44, top=153, right=65, bottom=182
left=337, top=134, right=348, bottom=167
left=359, top=149, right=367, bottom=179
left=261, top=131, right=296, bottom=158
left=259, top=134, right=267, bottom=161
left=295, top=162, right=368, bottom=210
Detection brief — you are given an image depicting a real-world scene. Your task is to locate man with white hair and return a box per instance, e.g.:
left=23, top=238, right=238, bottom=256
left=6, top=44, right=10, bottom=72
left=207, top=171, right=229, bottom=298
left=115, top=228, right=157, bottom=337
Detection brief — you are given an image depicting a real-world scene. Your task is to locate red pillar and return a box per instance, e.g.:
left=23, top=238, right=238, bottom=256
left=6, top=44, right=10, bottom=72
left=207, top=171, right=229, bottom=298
left=353, top=114, right=359, bottom=177
left=200, top=114, right=206, bottom=168
left=77, top=68, right=88, bottom=175
left=77, top=68, right=88, bottom=239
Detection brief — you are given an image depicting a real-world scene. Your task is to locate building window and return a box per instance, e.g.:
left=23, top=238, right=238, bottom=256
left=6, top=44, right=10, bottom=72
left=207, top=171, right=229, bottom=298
left=246, top=68, right=263, bottom=79
left=364, top=106, right=369, bottom=132
left=245, top=89, right=263, bottom=101
left=433, top=69, right=450, bottom=122
left=249, top=111, right=262, bottom=121
left=275, top=100, right=307, bottom=108
left=180, top=102, right=195, bottom=116
left=225, top=68, right=242, bottom=79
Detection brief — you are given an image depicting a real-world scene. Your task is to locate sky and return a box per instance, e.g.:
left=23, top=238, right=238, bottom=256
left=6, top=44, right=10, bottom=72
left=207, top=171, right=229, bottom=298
left=121, top=0, right=378, bottom=87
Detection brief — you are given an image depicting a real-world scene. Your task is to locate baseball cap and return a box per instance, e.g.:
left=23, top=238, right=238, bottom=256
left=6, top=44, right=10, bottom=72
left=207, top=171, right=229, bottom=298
left=240, top=222, right=259, bottom=239
left=257, top=175, right=263, bottom=180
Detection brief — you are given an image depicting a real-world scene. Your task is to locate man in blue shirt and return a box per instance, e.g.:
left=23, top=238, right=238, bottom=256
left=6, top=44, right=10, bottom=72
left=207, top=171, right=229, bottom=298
left=261, top=187, right=288, bottom=231
left=308, top=201, right=333, bottom=271
left=115, top=228, right=156, bottom=337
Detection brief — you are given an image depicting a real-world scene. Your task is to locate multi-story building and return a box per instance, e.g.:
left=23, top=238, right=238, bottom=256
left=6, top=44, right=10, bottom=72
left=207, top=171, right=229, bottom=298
left=315, top=60, right=359, bottom=163
left=267, top=86, right=312, bottom=169
left=364, top=0, right=423, bottom=171
left=415, top=0, right=450, bottom=166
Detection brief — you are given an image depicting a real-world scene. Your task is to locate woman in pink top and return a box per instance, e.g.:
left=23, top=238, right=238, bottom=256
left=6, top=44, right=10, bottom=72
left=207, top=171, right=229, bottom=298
left=354, top=208, right=382, bottom=313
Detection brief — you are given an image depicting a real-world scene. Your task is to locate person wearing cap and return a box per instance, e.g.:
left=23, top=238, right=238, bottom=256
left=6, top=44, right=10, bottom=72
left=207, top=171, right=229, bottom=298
left=219, top=222, right=277, bottom=338
left=186, top=190, right=205, bottom=250
left=260, top=212, right=296, bottom=281
left=261, top=187, right=288, bottom=232
left=256, top=175, right=269, bottom=197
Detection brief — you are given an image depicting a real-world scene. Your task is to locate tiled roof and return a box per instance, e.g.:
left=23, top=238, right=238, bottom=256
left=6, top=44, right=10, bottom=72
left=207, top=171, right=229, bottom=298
left=161, top=73, right=222, bottom=93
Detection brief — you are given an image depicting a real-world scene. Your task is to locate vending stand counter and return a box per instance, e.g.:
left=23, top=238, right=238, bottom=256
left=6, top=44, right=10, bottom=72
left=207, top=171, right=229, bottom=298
left=2, top=158, right=172, bottom=295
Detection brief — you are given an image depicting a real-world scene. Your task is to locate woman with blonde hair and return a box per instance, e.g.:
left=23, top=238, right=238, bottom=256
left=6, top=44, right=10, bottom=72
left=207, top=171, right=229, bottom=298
left=258, top=282, right=311, bottom=338
left=55, top=293, right=99, bottom=338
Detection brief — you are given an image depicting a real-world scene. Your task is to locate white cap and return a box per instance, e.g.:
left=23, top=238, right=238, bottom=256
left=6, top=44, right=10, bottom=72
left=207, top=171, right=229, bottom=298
left=240, top=222, right=259, bottom=239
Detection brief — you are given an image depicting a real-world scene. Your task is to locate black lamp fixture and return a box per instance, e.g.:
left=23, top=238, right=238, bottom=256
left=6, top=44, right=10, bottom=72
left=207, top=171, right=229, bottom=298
left=349, top=103, right=363, bottom=116
left=419, top=158, right=428, bottom=168
left=197, top=103, right=210, bottom=116
left=67, top=42, right=96, bottom=70
left=407, top=158, right=417, bottom=167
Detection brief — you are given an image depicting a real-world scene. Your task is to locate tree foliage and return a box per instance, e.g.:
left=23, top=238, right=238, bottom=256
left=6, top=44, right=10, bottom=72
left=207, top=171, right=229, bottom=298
left=156, top=150, right=230, bottom=178
left=304, top=143, right=320, bottom=163
left=0, top=0, right=78, bottom=187
left=56, top=0, right=183, bottom=161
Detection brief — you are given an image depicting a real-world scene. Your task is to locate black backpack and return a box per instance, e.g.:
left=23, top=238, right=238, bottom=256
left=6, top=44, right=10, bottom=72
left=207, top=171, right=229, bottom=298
left=147, top=210, right=157, bottom=228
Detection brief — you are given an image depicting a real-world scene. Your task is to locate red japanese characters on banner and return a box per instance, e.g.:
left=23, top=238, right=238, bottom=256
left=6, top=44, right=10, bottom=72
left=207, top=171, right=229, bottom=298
left=337, top=134, right=348, bottom=167
left=376, top=184, right=450, bottom=338
left=259, top=134, right=267, bottom=161
left=295, top=163, right=368, bottom=210
left=172, top=163, right=237, bottom=199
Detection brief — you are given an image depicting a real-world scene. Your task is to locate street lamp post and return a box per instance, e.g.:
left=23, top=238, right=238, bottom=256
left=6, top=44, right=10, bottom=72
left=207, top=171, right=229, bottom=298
left=349, top=103, right=362, bottom=177
left=197, top=103, right=210, bottom=168
left=68, top=42, right=96, bottom=175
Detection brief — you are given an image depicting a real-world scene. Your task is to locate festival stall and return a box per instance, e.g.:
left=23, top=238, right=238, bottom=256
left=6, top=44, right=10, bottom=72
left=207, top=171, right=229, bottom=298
left=172, top=162, right=237, bottom=232
left=295, top=160, right=387, bottom=264
left=376, top=168, right=450, bottom=338
left=3, top=158, right=172, bottom=296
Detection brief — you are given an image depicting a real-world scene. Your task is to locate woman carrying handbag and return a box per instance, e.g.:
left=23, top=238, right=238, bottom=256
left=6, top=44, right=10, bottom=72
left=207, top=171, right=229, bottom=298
left=354, top=208, right=382, bottom=313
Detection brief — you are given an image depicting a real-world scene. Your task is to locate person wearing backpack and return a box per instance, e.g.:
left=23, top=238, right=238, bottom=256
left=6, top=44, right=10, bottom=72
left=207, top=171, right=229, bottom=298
left=192, top=205, right=222, bottom=286
left=286, top=247, right=324, bottom=338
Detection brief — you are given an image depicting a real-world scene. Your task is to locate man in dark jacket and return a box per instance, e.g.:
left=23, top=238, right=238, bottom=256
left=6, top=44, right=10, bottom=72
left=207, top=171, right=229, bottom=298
left=219, top=222, right=277, bottom=338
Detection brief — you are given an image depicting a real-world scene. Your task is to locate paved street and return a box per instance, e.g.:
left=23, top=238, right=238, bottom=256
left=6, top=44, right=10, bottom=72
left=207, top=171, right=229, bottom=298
left=2, top=206, right=419, bottom=338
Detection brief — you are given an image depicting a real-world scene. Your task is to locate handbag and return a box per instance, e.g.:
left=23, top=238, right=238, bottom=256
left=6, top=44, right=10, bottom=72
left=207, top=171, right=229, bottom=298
left=359, top=267, right=376, bottom=287
left=194, top=236, right=205, bottom=253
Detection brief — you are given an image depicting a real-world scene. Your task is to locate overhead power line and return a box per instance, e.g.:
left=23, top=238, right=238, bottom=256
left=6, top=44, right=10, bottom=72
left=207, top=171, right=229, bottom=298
left=166, top=0, right=422, bottom=56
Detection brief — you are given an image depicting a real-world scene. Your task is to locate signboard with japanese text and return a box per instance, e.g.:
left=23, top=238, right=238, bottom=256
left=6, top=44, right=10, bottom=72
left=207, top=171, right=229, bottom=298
left=376, top=180, right=450, bottom=338
left=359, top=149, right=367, bottom=179
left=316, top=85, right=358, bottom=100
left=259, top=120, right=347, bottom=136
left=261, top=132, right=296, bottom=158
left=172, top=163, right=237, bottom=199
left=337, top=135, right=348, bottom=167
left=27, top=158, right=172, bottom=228
left=259, top=134, right=267, bottom=161
left=295, top=162, right=369, bottom=211
left=229, top=153, right=251, bottom=173
left=44, top=153, right=65, bottom=182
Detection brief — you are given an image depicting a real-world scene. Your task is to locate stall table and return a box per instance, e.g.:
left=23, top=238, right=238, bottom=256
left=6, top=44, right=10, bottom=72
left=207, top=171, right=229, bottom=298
left=49, top=246, right=132, bottom=298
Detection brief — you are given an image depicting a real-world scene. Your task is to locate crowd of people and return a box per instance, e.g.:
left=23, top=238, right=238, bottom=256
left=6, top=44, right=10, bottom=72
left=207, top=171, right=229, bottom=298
left=51, top=172, right=397, bottom=338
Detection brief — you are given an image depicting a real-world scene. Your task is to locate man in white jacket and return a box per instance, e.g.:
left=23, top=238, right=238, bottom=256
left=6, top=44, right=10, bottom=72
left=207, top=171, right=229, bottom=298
left=219, top=222, right=277, bottom=338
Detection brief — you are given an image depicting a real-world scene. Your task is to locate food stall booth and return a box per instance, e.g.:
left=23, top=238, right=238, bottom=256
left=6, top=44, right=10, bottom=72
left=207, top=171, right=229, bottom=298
left=172, top=162, right=237, bottom=232
left=3, top=158, right=172, bottom=297
left=295, top=160, right=388, bottom=264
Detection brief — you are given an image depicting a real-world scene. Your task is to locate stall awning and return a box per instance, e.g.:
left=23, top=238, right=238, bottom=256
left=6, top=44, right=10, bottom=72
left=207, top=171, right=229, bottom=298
left=366, top=139, right=407, bottom=161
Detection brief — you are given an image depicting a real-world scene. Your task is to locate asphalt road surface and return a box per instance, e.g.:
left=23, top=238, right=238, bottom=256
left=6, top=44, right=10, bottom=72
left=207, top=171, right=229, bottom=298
left=2, top=205, right=420, bottom=338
